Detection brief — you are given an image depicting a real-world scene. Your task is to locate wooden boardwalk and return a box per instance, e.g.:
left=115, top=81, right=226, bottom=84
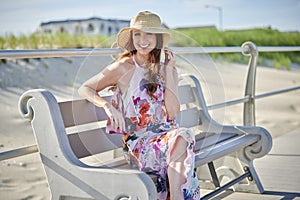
left=202, top=128, right=300, bottom=199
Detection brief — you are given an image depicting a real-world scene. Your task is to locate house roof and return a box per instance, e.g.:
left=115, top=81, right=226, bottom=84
left=40, top=17, right=130, bottom=26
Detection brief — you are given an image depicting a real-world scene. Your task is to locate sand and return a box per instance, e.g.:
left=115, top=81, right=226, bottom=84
left=0, top=56, right=299, bottom=199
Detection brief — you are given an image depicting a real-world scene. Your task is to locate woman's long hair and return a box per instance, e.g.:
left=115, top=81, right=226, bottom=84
left=116, top=32, right=163, bottom=99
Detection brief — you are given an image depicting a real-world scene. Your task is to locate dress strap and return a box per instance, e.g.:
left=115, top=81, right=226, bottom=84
left=132, top=55, right=139, bottom=68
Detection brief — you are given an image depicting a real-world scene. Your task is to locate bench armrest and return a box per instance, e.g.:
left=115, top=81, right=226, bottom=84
left=41, top=153, right=156, bottom=199
left=220, top=125, right=272, bottom=160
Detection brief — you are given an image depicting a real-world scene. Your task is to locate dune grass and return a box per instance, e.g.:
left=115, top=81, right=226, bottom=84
left=1, top=28, right=300, bottom=69
left=175, top=27, right=300, bottom=69
left=0, top=32, right=107, bottom=49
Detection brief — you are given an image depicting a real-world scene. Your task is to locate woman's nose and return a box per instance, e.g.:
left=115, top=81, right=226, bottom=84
left=140, top=33, right=147, bottom=41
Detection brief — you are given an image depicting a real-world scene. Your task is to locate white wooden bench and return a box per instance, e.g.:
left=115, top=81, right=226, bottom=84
left=18, top=74, right=272, bottom=200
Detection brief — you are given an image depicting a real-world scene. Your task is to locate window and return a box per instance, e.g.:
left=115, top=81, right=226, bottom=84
left=87, top=23, right=94, bottom=32
left=44, top=29, right=52, bottom=34
left=60, top=27, right=65, bottom=33
left=108, top=26, right=112, bottom=35
left=75, top=25, right=83, bottom=34
left=100, top=23, right=105, bottom=32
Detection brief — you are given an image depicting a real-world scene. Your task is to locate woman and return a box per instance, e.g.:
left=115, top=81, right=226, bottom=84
left=78, top=11, right=200, bottom=200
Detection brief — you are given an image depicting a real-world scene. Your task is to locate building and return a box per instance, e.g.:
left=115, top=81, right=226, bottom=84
left=37, top=17, right=130, bottom=36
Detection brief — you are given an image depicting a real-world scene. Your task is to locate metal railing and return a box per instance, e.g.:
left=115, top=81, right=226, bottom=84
left=1, top=42, right=300, bottom=161
left=1, top=46, right=300, bottom=59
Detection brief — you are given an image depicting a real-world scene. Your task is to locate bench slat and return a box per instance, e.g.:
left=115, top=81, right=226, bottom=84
left=178, top=85, right=196, bottom=104
left=68, top=128, right=123, bottom=158
left=79, top=133, right=260, bottom=169
left=68, top=112, right=202, bottom=159
left=177, top=107, right=201, bottom=127
left=195, top=132, right=238, bottom=152
left=59, top=97, right=111, bottom=128
left=60, top=85, right=196, bottom=128
left=195, top=134, right=260, bottom=166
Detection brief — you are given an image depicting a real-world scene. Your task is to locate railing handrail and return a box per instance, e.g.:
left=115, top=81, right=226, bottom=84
left=1, top=46, right=300, bottom=59
left=208, top=85, right=300, bottom=110
left=0, top=145, right=38, bottom=161
left=0, top=48, right=121, bottom=59
left=1, top=42, right=300, bottom=161
left=257, top=46, right=300, bottom=52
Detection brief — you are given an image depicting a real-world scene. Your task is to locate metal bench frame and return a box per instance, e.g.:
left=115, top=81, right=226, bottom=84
left=19, top=74, right=272, bottom=200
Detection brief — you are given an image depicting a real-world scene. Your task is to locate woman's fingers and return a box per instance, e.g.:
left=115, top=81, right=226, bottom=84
left=107, top=105, right=125, bottom=131
left=164, top=48, right=176, bottom=67
left=117, top=111, right=125, bottom=131
left=111, top=117, right=118, bottom=130
left=116, top=115, right=125, bottom=131
left=118, top=115, right=125, bottom=131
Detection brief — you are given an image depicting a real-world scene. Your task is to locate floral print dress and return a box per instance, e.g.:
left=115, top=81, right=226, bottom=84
left=106, top=57, right=200, bottom=200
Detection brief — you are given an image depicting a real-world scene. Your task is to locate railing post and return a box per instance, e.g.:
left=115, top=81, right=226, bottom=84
left=242, top=42, right=258, bottom=126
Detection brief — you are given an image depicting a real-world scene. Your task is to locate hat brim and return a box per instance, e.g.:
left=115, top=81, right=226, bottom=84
left=117, top=27, right=170, bottom=50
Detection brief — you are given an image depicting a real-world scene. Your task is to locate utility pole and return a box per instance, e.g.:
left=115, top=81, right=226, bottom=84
left=205, top=4, right=223, bottom=31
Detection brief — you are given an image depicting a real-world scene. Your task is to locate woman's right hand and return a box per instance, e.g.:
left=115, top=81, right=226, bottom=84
left=103, top=103, right=125, bottom=131
left=164, top=48, right=176, bottom=68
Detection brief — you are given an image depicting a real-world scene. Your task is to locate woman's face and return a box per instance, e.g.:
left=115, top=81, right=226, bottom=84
left=132, top=30, right=157, bottom=55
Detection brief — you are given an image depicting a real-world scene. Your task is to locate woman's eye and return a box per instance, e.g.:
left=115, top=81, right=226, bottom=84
left=134, top=32, right=141, bottom=36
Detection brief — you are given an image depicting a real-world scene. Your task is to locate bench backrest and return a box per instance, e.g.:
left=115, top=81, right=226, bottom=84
left=59, top=75, right=207, bottom=159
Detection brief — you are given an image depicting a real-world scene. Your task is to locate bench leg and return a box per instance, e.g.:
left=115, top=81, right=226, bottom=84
left=207, top=162, right=220, bottom=188
left=234, top=160, right=264, bottom=193
left=196, top=165, right=218, bottom=190
left=215, top=154, right=264, bottom=194
left=200, top=171, right=251, bottom=200
left=196, top=155, right=264, bottom=199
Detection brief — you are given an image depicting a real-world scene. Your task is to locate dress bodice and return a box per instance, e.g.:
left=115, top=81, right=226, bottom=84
left=106, top=56, right=173, bottom=135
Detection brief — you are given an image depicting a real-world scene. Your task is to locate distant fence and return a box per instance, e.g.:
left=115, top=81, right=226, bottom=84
left=0, top=42, right=300, bottom=161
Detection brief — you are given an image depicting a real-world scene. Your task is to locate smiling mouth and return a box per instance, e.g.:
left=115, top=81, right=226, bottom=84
left=139, top=44, right=150, bottom=48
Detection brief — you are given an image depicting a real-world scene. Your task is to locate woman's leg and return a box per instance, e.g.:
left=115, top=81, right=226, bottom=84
left=168, top=136, right=188, bottom=200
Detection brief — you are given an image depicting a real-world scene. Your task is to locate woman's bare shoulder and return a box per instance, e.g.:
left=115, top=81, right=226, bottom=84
left=119, top=57, right=135, bottom=69
left=108, top=56, right=134, bottom=73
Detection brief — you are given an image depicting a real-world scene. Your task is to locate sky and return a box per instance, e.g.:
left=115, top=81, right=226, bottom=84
left=0, top=0, right=300, bottom=36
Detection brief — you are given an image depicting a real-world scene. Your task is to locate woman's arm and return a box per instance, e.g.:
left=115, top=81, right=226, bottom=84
left=163, top=48, right=180, bottom=120
left=78, top=61, right=126, bottom=131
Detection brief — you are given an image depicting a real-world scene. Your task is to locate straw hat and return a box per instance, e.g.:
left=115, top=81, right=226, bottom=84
left=117, top=11, right=170, bottom=50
